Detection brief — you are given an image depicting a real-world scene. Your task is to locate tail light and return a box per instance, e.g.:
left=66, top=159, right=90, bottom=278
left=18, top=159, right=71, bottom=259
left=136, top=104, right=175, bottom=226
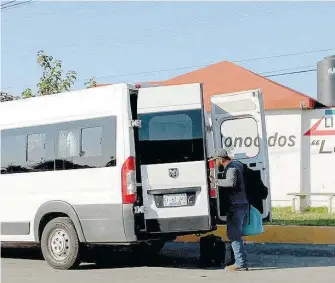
left=208, top=159, right=217, bottom=198
left=121, top=156, right=137, bottom=204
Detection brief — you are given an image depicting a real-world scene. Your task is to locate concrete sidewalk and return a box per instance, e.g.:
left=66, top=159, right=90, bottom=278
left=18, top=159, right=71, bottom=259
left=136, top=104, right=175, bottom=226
left=2, top=243, right=335, bottom=283
left=176, top=225, right=335, bottom=244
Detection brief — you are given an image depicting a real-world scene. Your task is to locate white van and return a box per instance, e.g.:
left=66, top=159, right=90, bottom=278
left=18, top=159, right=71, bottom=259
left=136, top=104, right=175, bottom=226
left=0, top=83, right=270, bottom=269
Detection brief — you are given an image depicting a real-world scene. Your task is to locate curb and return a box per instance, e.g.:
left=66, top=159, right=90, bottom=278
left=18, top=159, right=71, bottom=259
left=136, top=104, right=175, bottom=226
left=176, top=225, right=335, bottom=245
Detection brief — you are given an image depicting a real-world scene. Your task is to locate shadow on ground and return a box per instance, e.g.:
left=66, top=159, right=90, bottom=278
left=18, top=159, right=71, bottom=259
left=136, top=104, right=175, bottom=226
left=2, top=242, right=335, bottom=270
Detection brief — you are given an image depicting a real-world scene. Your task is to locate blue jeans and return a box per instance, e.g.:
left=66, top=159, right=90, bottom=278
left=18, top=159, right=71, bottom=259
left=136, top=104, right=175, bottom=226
left=226, top=204, right=249, bottom=268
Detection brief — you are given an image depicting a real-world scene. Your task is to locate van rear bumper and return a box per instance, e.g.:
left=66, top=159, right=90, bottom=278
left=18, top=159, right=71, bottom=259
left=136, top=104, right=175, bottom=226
left=145, top=216, right=210, bottom=234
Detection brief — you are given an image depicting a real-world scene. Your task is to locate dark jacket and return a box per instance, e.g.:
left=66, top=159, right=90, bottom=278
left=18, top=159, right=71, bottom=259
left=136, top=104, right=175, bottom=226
left=216, top=160, right=249, bottom=206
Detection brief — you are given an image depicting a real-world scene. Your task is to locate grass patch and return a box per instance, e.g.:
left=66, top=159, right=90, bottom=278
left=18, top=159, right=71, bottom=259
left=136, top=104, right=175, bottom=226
left=267, top=207, right=335, bottom=226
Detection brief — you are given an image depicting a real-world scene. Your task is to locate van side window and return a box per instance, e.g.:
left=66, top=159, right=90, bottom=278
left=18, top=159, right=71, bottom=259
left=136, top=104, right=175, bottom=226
left=27, top=133, right=46, bottom=162
left=58, top=130, right=80, bottom=158
left=81, top=126, right=102, bottom=157
left=1, top=116, right=116, bottom=173
left=1, top=135, right=27, bottom=173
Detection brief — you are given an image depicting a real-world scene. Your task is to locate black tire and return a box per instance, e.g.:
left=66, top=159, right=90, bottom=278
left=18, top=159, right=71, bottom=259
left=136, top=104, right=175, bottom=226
left=40, top=217, right=81, bottom=270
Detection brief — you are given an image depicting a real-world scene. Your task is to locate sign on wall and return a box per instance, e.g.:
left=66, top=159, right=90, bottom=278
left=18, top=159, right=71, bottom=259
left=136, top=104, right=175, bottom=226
left=304, top=109, right=335, bottom=155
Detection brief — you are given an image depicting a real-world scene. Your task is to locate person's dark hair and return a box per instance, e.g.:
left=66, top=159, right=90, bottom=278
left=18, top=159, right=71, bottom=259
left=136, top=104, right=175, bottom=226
left=223, top=156, right=232, bottom=161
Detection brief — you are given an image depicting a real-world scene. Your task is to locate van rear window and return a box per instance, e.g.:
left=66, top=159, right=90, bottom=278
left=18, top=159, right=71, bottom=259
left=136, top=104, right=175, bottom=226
left=138, top=109, right=204, bottom=165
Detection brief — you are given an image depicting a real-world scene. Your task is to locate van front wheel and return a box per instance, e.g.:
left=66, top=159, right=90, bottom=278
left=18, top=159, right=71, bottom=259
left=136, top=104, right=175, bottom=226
left=41, top=217, right=81, bottom=270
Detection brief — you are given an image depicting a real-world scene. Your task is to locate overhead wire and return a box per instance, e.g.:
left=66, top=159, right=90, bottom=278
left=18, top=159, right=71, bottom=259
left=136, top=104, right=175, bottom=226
left=2, top=2, right=312, bottom=55
left=1, top=0, right=35, bottom=11
left=264, top=69, right=317, bottom=78
left=2, top=3, right=260, bottom=54
left=0, top=2, right=326, bottom=91
left=2, top=47, right=330, bottom=91
left=260, top=65, right=315, bottom=75
left=77, top=64, right=320, bottom=83
left=1, top=0, right=17, bottom=8
left=75, top=48, right=333, bottom=83
left=1, top=65, right=318, bottom=92
left=2, top=1, right=164, bottom=23
left=2, top=2, right=100, bottom=20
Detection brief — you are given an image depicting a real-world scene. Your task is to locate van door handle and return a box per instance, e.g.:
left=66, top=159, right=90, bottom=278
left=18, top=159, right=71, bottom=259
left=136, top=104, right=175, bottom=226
left=249, top=163, right=256, bottom=167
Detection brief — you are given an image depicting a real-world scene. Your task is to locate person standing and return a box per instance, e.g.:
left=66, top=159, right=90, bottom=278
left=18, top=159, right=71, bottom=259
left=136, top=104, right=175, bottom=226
left=210, top=149, right=249, bottom=271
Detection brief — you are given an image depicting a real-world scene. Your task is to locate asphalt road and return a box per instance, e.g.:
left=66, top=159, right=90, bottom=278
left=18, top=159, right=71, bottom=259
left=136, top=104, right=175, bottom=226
left=2, top=242, right=335, bottom=283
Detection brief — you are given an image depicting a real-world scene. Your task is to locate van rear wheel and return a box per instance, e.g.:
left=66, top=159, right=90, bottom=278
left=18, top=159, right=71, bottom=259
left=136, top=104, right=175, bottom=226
left=41, top=217, right=81, bottom=270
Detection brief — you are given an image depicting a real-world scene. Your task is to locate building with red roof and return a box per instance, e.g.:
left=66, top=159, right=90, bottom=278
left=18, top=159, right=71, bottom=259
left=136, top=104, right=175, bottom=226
left=154, top=61, right=323, bottom=111
left=97, top=60, right=324, bottom=111
left=96, top=60, right=333, bottom=210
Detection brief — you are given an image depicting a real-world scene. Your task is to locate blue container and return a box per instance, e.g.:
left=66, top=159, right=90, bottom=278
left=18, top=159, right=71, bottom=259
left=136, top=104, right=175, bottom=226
left=242, top=205, right=264, bottom=236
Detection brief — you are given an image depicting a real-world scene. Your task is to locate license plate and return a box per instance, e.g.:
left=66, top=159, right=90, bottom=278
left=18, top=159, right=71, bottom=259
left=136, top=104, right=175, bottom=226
left=163, top=193, right=187, bottom=207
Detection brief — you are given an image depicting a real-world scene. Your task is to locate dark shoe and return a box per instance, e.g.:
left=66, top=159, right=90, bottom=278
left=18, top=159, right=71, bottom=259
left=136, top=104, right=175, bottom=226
left=225, top=264, right=248, bottom=271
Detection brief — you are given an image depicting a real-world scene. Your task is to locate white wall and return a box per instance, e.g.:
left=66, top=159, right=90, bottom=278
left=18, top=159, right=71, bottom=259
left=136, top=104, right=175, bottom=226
left=301, top=108, right=335, bottom=207
left=264, top=108, right=335, bottom=208
left=264, top=109, right=302, bottom=206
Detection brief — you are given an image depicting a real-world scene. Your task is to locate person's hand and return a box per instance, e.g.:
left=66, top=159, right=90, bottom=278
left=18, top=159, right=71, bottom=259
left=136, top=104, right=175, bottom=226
left=209, top=176, right=215, bottom=182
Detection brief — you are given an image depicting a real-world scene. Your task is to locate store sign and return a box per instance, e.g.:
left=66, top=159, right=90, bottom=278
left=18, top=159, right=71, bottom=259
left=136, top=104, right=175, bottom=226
left=304, top=110, right=335, bottom=154
left=222, top=133, right=297, bottom=149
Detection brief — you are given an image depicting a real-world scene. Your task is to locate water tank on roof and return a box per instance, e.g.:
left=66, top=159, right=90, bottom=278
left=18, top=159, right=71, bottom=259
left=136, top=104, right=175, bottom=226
left=317, top=55, right=335, bottom=107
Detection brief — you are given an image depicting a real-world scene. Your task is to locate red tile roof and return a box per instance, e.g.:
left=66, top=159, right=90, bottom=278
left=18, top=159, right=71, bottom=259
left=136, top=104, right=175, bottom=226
left=96, top=61, right=321, bottom=111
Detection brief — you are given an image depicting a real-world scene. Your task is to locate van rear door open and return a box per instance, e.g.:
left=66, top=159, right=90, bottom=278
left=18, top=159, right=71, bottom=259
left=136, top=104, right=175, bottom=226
left=136, top=83, right=212, bottom=234
left=210, top=89, right=271, bottom=221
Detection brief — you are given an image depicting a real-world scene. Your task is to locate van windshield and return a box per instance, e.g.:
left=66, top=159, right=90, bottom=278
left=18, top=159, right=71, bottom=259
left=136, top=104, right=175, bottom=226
left=138, top=109, right=205, bottom=165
